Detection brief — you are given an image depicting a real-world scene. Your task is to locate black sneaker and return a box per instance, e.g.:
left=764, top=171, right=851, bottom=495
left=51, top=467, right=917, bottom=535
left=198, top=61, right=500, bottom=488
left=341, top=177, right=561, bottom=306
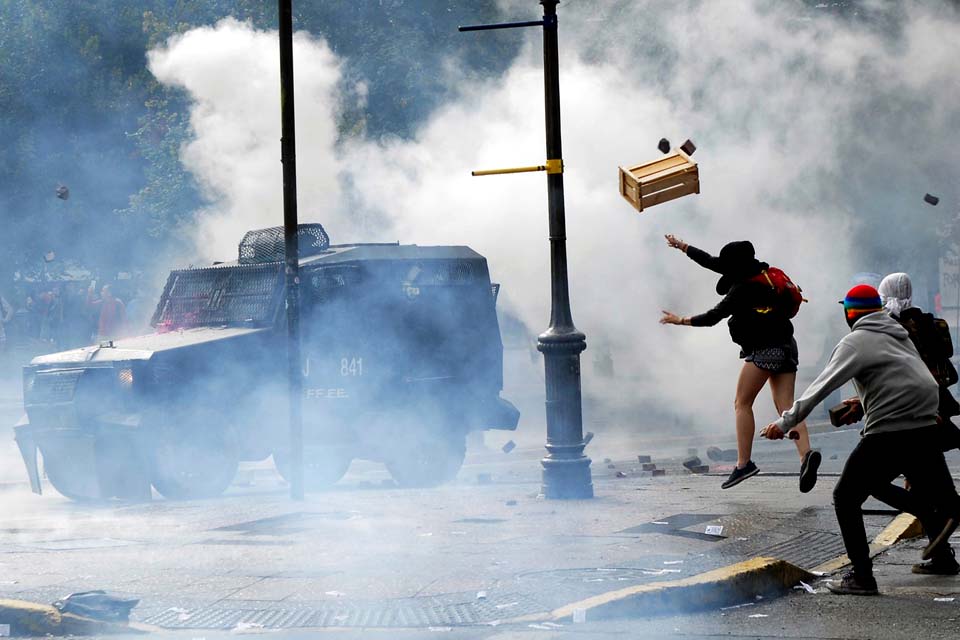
left=826, top=570, right=878, bottom=595
left=799, top=450, right=821, bottom=493
left=721, top=461, right=759, bottom=489
left=923, top=516, right=960, bottom=561
left=913, top=547, right=960, bottom=575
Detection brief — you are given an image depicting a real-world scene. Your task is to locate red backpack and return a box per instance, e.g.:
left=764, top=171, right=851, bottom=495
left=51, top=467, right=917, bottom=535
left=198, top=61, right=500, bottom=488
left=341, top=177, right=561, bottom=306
left=751, top=267, right=806, bottom=318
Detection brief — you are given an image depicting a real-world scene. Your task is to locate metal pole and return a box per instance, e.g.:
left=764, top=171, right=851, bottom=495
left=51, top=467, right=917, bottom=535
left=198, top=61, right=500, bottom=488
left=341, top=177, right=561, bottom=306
left=278, top=0, right=304, bottom=501
left=537, top=0, right=593, bottom=499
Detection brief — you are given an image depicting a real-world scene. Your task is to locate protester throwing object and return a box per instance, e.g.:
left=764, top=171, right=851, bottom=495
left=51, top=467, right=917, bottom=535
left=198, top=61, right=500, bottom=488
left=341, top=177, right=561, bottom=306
left=660, top=235, right=819, bottom=492
left=763, top=284, right=960, bottom=594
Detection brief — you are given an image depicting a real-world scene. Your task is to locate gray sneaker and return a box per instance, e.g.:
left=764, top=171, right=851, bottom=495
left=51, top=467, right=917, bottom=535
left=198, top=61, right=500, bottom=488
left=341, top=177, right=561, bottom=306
left=827, top=570, right=878, bottom=596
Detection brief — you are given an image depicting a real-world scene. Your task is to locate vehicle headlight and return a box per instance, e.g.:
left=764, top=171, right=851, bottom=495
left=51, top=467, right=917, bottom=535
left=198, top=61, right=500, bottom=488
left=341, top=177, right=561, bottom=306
left=117, top=367, right=134, bottom=390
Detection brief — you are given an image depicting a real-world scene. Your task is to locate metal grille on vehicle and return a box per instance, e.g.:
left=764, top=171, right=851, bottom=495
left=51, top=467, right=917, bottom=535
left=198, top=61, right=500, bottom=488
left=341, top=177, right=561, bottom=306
left=151, top=263, right=284, bottom=329
left=27, top=370, right=83, bottom=404
left=238, top=224, right=330, bottom=264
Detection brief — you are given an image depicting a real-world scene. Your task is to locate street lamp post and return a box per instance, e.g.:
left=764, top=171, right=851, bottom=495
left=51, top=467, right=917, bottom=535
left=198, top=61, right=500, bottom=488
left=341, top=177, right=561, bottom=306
left=461, top=0, right=593, bottom=499
left=278, top=0, right=304, bottom=501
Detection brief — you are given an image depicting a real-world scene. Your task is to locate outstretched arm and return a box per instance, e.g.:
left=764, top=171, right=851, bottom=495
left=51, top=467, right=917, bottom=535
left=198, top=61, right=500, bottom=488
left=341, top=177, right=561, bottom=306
left=666, top=235, right=724, bottom=274
left=774, top=342, right=862, bottom=433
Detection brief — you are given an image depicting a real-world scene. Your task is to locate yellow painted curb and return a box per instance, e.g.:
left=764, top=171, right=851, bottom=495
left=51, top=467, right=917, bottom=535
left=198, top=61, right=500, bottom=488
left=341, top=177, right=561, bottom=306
left=0, top=598, right=131, bottom=636
left=532, top=557, right=813, bottom=622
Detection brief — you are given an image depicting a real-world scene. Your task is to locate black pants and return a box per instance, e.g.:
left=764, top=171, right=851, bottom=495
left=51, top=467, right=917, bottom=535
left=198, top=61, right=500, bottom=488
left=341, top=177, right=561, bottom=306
left=834, top=428, right=960, bottom=576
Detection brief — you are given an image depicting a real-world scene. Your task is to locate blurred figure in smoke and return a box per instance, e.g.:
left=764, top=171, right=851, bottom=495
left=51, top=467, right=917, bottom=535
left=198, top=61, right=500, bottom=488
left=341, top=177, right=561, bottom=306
left=765, top=285, right=960, bottom=593
left=660, top=235, right=819, bottom=491
left=87, top=283, right=126, bottom=341
left=0, top=293, right=13, bottom=352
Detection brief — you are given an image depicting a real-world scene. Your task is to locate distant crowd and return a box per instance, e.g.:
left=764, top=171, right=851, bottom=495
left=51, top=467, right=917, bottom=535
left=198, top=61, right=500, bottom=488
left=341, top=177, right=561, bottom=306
left=0, top=280, right=152, bottom=356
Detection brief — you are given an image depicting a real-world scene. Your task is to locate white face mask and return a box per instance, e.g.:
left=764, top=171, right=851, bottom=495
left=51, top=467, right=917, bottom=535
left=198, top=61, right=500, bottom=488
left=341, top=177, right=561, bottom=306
left=878, top=272, right=913, bottom=316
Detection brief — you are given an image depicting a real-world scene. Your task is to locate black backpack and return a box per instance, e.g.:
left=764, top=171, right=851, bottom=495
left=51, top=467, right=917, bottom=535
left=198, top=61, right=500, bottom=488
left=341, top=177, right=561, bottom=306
left=900, top=308, right=958, bottom=388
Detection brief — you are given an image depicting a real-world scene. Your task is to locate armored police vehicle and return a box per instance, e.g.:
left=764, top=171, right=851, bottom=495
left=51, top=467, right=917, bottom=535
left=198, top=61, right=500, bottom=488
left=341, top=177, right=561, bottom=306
left=14, top=224, right=519, bottom=500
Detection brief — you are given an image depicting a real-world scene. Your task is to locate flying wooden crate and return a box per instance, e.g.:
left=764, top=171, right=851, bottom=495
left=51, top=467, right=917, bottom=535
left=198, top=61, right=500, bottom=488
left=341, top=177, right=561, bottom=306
left=618, top=149, right=699, bottom=213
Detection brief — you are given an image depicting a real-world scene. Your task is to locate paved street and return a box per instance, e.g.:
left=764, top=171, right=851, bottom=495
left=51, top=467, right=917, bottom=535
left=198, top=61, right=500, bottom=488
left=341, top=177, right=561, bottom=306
left=2, top=423, right=959, bottom=638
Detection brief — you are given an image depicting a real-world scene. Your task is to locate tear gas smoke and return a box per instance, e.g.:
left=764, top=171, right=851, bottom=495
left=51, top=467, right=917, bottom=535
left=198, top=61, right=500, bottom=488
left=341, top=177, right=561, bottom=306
left=147, top=2, right=960, bottom=436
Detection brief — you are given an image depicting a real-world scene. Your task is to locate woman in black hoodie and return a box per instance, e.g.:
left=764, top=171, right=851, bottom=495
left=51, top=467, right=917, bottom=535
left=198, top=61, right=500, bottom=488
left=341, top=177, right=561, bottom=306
left=659, top=235, right=820, bottom=491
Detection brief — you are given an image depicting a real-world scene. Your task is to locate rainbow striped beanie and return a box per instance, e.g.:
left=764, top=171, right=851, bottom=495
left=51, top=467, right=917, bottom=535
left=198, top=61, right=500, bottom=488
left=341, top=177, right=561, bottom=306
left=843, top=284, right=883, bottom=322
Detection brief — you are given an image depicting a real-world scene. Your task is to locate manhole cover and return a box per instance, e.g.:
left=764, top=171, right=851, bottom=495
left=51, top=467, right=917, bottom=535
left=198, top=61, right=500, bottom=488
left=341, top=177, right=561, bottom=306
left=141, top=591, right=547, bottom=629
left=757, top=530, right=847, bottom=569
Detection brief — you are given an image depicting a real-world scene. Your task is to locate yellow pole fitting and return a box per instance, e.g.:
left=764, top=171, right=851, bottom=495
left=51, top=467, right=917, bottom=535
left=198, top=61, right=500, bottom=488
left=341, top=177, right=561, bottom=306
left=471, top=159, right=564, bottom=177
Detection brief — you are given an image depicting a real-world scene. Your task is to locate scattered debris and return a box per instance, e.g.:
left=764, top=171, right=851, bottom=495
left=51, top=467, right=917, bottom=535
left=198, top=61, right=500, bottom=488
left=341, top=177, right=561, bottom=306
left=924, top=193, right=940, bottom=206
left=682, top=456, right=702, bottom=470
left=706, top=447, right=737, bottom=462
left=704, top=525, right=724, bottom=536
left=795, top=581, right=816, bottom=594
left=657, top=138, right=671, bottom=154
left=663, top=560, right=684, bottom=565
left=748, top=614, right=769, bottom=618
left=541, top=622, right=563, bottom=628
left=418, top=533, right=433, bottom=537
left=615, top=471, right=627, bottom=478
left=53, top=591, right=139, bottom=623
left=501, top=440, right=516, bottom=454
left=603, top=458, right=612, bottom=464
left=428, top=626, right=453, bottom=632
left=572, top=607, right=587, bottom=623
left=720, top=602, right=755, bottom=611
left=651, top=469, right=666, bottom=477
left=652, top=521, right=669, bottom=525
left=0, top=623, right=9, bottom=637
left=495, top=602, right=519, bottom=610
left=55, top=184, right=69, bottom=200
left=476, top=591, right=488, bottom=600
left=935, top=597, right=955, bottom=602
left=477, top=473, right=492, bottom=485
left=689, top=465, right=710, bottom=474
left=583, top=431, right=594, bottom=445
left=234, top=622, right=265, bottom=631
left=607, top=463, right=616, bottom=469
left=506, top=499, right=518, bottom=506
left=680, top=139, right=697, bottom=155
left=637, top=455, right=652, bottom=463
left=529, top=623, right=553, bottom=630
left=642, top=463, right=657, bottom=471
left=324, top=590, right=345, bottom=597
left=829, top=454, right=838, bottom=460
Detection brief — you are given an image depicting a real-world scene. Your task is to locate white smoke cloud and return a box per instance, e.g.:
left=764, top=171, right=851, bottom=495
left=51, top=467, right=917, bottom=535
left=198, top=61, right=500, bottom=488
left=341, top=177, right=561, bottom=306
left=148, top=2, right=960, bottom=435
left=148, top=18, right=343, bottom=261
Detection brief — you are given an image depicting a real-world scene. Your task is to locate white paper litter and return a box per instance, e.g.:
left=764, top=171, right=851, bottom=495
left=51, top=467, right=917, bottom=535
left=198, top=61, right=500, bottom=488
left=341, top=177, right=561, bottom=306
left=705, top=525, right=724, bottom=536
left=795, top=581, right=816, bottom=594
left=428, top=626, right=453, bottom=632
left=476, top=590, right=488, bottom=600
left=528, top=624, right=553, bottom=630
left=934, top=597, right=955, bottom=602
left=749, top=614, right=769, bottom=618
left=652, top=521, right=669, bottom=525
left=720, top=602, right=755, bottom=611
left=542, top=622, right=563, bottom=628
left=325, top=590, right=345, bottom=597
left=663, top=560, right=684, bottom=565
left=233, top=622, right=264, bottom=631
left=572, top=608, right=587, bottom=624
left=495, top=602, right=519, bottom=610
left=0, top=624, right=10, bottom=638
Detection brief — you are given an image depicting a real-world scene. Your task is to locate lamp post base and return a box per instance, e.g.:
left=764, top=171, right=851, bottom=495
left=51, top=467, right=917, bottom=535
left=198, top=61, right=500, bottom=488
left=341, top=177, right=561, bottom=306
left=541, top=455, right=594, bottom=499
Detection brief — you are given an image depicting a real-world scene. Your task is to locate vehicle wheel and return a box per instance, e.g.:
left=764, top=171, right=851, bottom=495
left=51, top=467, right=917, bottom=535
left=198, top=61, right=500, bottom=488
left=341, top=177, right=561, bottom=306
left=386, top=432, right=466, bottom=488
left=42, top=446, right=102, bottom=502
left=273, top=448, right=351, bottom=490
left=150, top=429, right=239, bottom=500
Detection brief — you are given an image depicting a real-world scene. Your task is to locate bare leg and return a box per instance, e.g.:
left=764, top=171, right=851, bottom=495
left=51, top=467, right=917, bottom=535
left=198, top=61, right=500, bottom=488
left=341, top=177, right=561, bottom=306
left=735, top=362, right=771, bottom=468
left=769, top=371, right=811, bottom=459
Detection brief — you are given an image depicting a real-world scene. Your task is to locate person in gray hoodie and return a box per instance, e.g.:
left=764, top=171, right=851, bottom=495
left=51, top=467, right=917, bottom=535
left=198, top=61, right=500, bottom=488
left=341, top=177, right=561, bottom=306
left=761, top=284, right=960, bottom=595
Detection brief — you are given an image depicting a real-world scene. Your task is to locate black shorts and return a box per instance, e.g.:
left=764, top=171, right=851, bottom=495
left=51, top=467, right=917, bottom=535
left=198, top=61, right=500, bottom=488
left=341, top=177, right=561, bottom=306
left=742, top=338, right=798, bottom=374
